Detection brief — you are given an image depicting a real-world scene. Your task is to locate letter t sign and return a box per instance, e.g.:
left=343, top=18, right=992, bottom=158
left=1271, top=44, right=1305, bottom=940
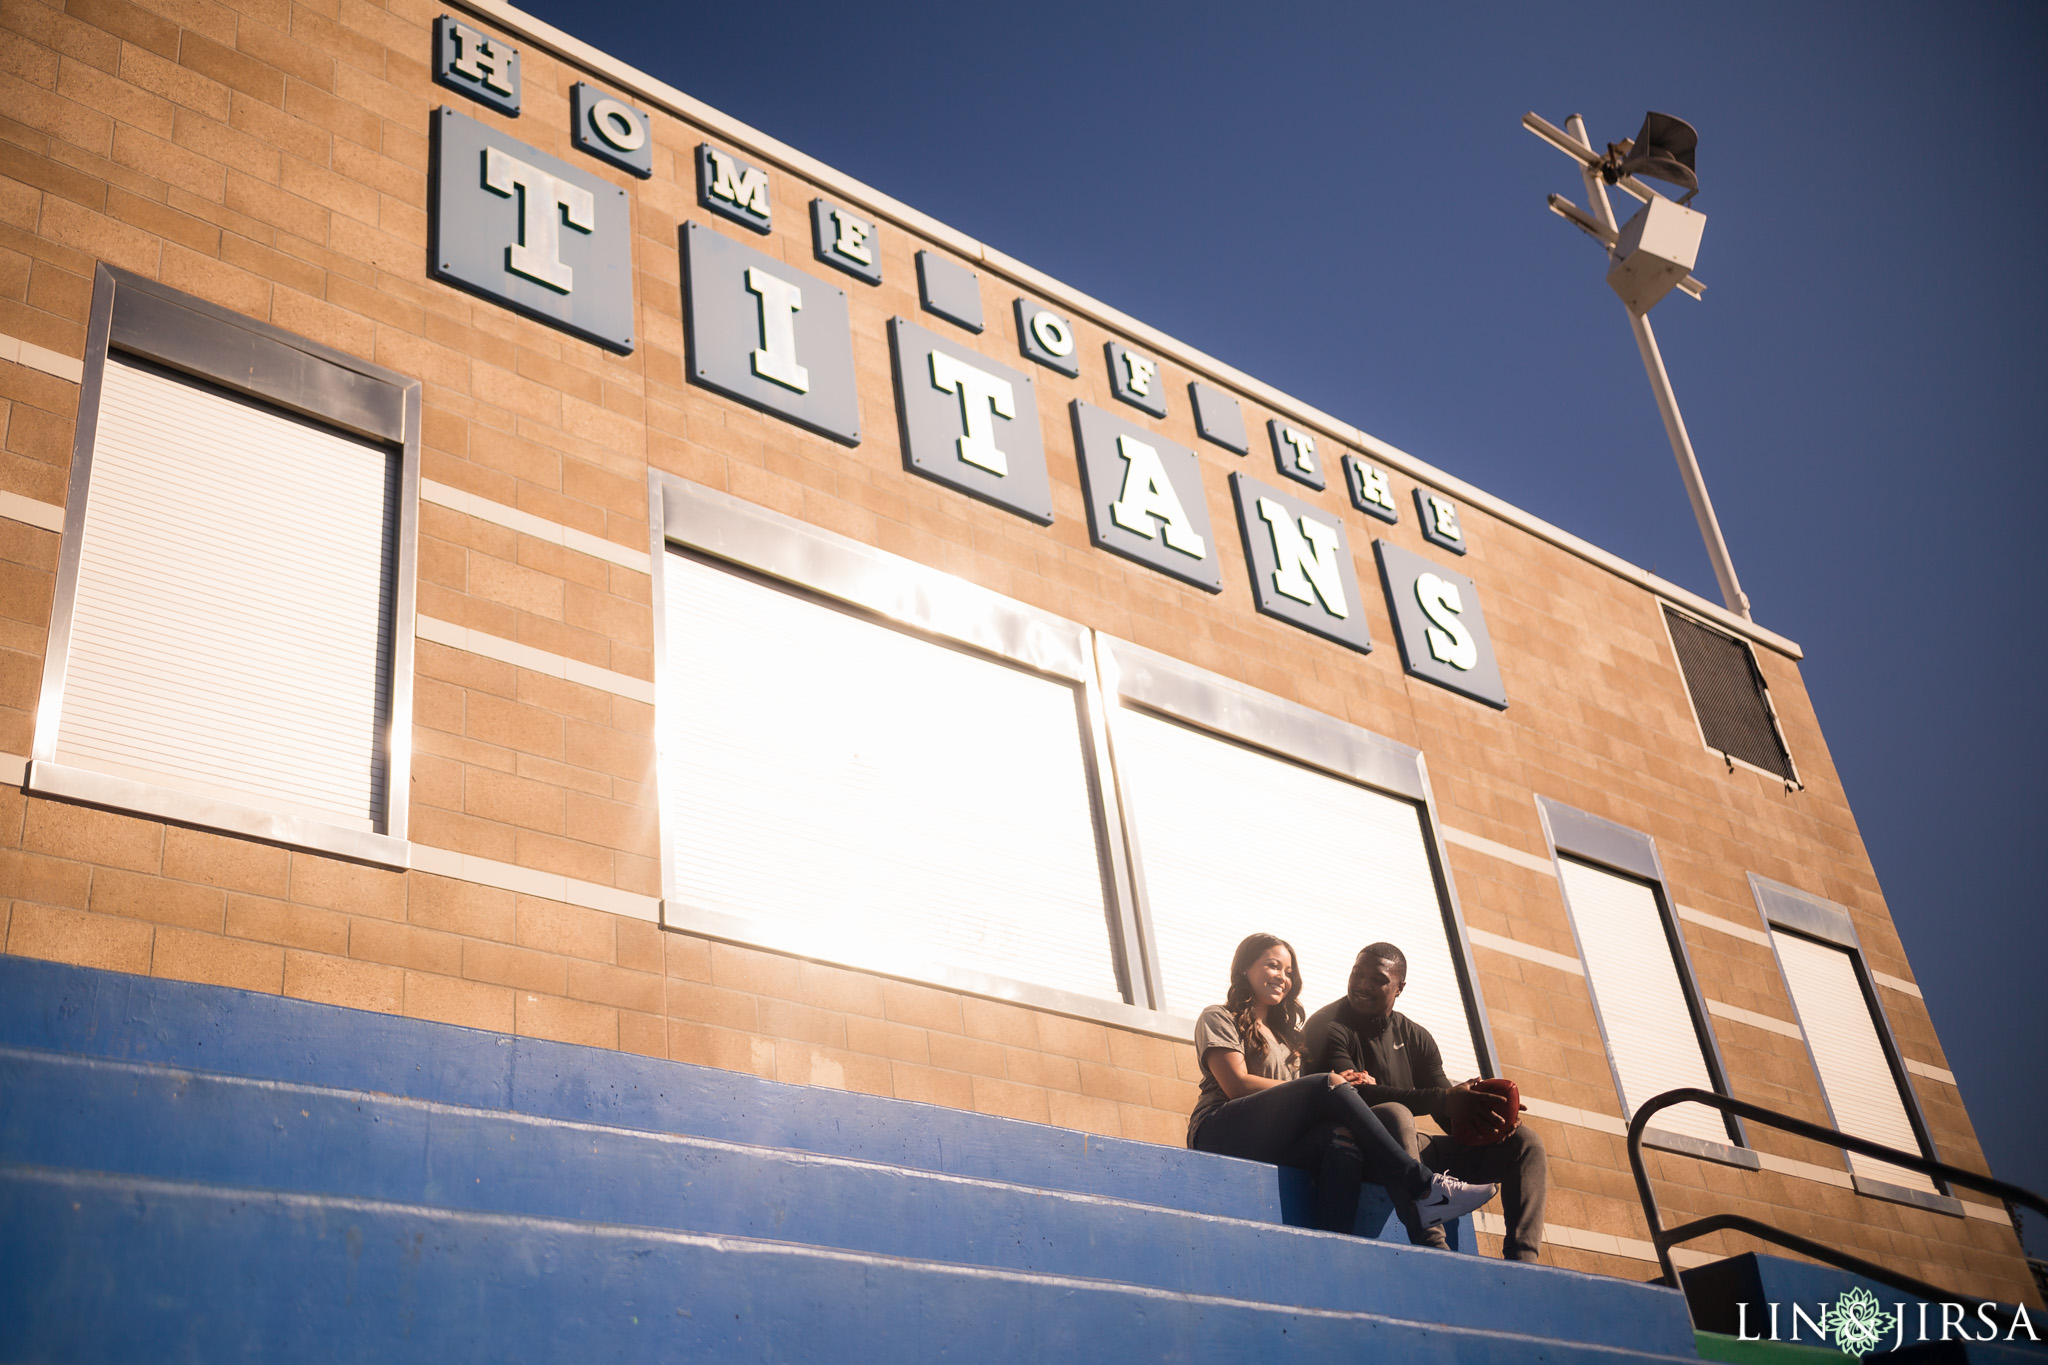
left=429, top=107, right=635, bottom=353
left=483, top=146, right=594, bottom=293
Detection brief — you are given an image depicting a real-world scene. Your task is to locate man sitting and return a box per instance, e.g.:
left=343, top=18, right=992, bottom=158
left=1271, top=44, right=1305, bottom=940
left=1303, top=941, right=1548, bottom=1262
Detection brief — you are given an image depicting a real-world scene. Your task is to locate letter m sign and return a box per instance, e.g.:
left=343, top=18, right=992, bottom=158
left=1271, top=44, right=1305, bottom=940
left=698, top=145, right=772, bottom=233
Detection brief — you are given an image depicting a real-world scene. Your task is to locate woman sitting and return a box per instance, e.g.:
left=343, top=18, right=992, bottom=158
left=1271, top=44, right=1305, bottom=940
left=1186, top=932, right=1495, bottom=1238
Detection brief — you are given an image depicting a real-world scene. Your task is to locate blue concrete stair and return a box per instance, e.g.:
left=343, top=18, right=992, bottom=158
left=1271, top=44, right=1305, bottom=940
left=0, top=955, right=1705, bottom=1361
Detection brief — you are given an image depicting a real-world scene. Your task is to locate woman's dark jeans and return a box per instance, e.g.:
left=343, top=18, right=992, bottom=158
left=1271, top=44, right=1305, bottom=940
left=1190, top=1075, right=1434, bottom=1233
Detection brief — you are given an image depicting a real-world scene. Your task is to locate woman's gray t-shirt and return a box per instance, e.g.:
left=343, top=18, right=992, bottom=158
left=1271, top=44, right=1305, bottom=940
left=1186, top=1004, right=1298, bottom=1146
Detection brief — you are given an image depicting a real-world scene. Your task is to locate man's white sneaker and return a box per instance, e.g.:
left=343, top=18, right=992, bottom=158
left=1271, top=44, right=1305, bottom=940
left=1414, top=1172, right=1497, bottom=1226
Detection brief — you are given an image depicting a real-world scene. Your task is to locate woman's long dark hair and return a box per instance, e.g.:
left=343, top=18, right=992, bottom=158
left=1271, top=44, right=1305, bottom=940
left=1224, top=932, right=1304, bottom=1070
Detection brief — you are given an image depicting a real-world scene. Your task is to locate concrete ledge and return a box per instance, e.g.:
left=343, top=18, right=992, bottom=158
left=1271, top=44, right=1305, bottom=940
left=1852, top=1173, right=1965, bottom=1218
left=0, top=330, right=83, bottom=382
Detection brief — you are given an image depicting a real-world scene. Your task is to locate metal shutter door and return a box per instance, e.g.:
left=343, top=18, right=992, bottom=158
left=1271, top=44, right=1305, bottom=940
left=56, top=357, right=397, bottom=831
left=1114, top=706, right=1481, bottom=1080
left=1556, top=858, right=1727, bottom=1143
left=1772, top=930, right=1934, bottom=1191
left=660, top=550, right=1119, bottom=1001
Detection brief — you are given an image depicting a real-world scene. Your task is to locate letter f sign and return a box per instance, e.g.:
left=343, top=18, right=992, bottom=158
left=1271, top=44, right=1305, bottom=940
left=484, top=146, right=594, bottom=293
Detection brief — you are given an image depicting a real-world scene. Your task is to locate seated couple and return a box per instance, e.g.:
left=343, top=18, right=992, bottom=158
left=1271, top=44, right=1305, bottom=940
left=1186, top=933, right=1548, bottom=1262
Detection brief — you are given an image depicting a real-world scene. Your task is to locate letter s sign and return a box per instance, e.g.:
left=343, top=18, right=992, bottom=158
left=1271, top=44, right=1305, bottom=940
left=1415, top=572, right=1478, bottom=671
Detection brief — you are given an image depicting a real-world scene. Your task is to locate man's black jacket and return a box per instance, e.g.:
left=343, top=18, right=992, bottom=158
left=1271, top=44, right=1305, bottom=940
left=1302, top=998, right=1454, bottom=1125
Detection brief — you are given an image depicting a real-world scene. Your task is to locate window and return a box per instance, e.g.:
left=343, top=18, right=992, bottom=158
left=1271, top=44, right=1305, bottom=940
left=1752, top=876, right=1957, bottom=1213
left=1539, top=798, right=1748, bottom=1160
left=653, top=475, right=1139, bottom=1017
left=1099, top=635, right=1492, bottom=1076
left=649, top=477, right=1494, bottom=1048
left=30, top=267, right=417, bottom=867
left=1663, top=606, right=1795, bottom=781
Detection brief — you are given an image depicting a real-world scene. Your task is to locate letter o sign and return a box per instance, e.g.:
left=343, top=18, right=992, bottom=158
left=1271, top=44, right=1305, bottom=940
left=1015, top=298, right=1080, bottom=376
left=590, top=97, right=646, bottom=151
left=570, top=82, right=652, bottom=178
left=1030, top=310, right=1075, bottom=358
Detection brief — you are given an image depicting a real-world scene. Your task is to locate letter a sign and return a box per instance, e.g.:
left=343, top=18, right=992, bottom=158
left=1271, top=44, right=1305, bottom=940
left=430, top=107, right=635, bottom=352
left=1071, top=400, right=1221, bottom=592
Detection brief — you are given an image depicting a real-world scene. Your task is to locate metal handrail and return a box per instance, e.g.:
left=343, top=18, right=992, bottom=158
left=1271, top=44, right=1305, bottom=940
left=1626, top=1087, right=2048, bottom=1323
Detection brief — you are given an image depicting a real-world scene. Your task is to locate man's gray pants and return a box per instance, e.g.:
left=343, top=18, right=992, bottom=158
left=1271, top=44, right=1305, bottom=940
left=1372, top=1101, right=1548, bottom=1262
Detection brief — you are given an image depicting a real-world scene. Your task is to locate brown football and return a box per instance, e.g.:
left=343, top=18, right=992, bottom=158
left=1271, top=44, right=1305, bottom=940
left=1448, top=1077, right=1524, bottom=1147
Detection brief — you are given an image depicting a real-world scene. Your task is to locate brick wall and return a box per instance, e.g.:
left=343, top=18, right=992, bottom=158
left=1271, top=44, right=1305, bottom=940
left=0, top=0, right=2034, bottom=1306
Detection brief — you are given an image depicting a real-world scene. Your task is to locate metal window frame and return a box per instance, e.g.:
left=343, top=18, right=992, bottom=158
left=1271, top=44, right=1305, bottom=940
left=1749, top=874, right=1962, bottom=1217
left=1659, top=603, right=1800, bottom=788
left=647, top=472, right=1164, bottom=1037
left=1536, top=796, right=1757, bottom=1167
left=1094, top=633, right=1500, bottom=1072
left=28, top=265, right=419, bottom=869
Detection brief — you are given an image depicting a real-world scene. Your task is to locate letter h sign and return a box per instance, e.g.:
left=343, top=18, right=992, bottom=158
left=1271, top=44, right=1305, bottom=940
left=434, top=16, right=520, bottom=115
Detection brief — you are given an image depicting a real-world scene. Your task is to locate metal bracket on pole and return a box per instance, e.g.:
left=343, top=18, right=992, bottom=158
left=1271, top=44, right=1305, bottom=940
left=1529, top=112, right=1751, bottom=620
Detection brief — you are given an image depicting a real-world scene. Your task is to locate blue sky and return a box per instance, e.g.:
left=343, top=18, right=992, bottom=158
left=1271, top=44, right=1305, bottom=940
left=513, top=1, right=2048, bottom=1210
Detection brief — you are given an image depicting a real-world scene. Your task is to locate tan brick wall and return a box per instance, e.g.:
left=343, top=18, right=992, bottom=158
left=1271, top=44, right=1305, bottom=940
left=0, top=0, right=2034, bottom=1309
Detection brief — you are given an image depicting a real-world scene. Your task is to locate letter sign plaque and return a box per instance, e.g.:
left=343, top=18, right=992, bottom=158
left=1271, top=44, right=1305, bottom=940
left=429, top=107, right=634, bottom=352
left=1015, top=299, right=1079, bottom=376
left=683, top=222, right=860, bottom=445
left=812, top=199, right=881, bottom=285
left=1374, top=540, right=1506, bottom=709
left=1071, top=401, right=1221, bottom=592
left=698, top=145, right=772, bottom=234
left=1230, top=472, right=1372, bottom=655
left=571, top=82, right=652, bottom=179
left=434, top=15, right=519, bottom=116
left=890, top=318, right=1051, bottom=524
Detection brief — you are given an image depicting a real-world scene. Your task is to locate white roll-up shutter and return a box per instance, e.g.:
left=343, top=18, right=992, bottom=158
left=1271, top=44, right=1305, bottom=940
left=1555, top=858, right=1728, bottom=1144
left=1113, top=705, right=1481, bottom=1081
left=660, top=550, right=1119, bottom=1001
left=1771, top=930, right=1934, bottom=1191
left=56, top=357, right=397, bottom=831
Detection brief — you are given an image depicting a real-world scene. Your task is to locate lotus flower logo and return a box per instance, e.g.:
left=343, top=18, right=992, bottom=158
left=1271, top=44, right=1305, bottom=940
left=1823, top=1286, right=1897, bottom=1358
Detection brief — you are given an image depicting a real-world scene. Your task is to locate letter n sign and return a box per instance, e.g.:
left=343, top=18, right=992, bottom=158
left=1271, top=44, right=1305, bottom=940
left=1373, top=540, right=1507, bottom=709
left=1230, top=472, right=1372, bottom=655
left=429, top=107, right=634, bottom=352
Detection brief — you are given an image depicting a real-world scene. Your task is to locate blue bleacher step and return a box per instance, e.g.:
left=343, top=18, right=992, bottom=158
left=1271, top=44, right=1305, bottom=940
left=1, top=1162, right=1707, bottom=1364
left=0, top=1044, right=1696, bottom=1356
left=0, top=955, right=1285, bottom=1222
left=1, top=954, right=1471, bottom=1246
left=1, top=957, right=1711, bottom=1360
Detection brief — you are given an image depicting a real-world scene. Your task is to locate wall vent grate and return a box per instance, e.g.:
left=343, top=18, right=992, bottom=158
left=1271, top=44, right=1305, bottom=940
left=1664, top=607, right=1794, bottom=780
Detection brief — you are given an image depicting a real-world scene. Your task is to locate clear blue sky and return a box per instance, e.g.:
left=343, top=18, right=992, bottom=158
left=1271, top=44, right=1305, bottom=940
left=514, top=1, right=2048, bottom=1212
